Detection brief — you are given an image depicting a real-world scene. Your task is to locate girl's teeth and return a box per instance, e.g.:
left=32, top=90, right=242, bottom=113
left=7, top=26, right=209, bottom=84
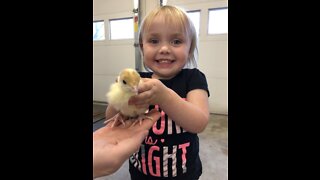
left=158, top=60, right=170, bottom=63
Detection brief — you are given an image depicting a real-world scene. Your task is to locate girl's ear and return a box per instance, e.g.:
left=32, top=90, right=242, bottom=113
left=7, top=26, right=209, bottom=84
left=140, top=43, right=144, bottom=54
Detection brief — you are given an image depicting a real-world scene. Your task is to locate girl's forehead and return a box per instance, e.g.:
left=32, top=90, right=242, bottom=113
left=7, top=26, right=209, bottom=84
left=145, top=15, right=185, bottom=34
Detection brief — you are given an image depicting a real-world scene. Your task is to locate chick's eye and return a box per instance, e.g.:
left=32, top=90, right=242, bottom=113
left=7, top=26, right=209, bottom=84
left=122, top=80, right=127, bottom=84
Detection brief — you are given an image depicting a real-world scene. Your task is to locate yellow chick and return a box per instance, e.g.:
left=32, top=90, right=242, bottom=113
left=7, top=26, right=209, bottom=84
left=104, top=68, right=152, bottom=127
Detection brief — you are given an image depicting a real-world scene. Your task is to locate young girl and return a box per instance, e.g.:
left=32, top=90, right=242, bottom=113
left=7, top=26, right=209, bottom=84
left=106, top=5, right=210, bottom=180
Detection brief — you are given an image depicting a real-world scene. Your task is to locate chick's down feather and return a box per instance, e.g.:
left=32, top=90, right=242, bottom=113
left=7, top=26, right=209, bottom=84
left=104, top=68, right=152, bottom=127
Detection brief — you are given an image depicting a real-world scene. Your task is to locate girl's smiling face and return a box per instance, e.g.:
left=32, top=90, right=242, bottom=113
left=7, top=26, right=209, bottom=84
left=141, top=16, right=191, bottom=79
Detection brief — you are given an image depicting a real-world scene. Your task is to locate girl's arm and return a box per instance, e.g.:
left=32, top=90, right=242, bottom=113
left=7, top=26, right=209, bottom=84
left=160, top=88, right=209, bottom=133
left=129, top=78, right=209, bottom=133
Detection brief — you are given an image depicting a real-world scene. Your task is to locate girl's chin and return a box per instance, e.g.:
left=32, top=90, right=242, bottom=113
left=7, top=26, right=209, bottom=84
left=155, top=62, right=174, bottom=69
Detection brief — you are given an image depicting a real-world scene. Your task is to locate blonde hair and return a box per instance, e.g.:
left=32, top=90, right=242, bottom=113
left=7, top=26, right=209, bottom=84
left=139, top=5, right=198, bottom=69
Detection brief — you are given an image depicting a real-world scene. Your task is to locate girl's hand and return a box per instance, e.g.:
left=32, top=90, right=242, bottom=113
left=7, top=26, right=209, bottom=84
left=128, top=78, right=169, bottom=107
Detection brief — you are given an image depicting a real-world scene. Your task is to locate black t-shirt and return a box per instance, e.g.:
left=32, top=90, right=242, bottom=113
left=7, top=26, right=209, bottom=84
left=129, top=68, right=210, bottom=179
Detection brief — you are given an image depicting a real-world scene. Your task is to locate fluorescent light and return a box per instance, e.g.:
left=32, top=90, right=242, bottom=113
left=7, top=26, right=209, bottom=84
left=133, top=0, right=139, bottom=10
left=161, top=0, right=167, bottom=6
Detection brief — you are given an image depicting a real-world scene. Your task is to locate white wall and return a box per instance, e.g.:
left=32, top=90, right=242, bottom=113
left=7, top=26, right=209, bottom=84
left=93, top=0, right=135, bottom=103
left=93, top=0, right=228, bottom=115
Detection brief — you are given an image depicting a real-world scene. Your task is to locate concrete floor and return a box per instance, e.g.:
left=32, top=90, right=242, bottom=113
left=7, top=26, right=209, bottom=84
left=93, top=103, right=228, bottom=180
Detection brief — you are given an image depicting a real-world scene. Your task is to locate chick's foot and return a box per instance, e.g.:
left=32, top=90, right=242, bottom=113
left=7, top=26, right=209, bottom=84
left=104, top=113, right=126, bottom=128
left=130, top=114, right=153, bottom=127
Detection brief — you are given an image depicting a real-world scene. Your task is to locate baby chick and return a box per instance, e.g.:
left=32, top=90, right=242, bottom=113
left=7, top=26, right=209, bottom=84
left=104, top=68, right=152, bottom=127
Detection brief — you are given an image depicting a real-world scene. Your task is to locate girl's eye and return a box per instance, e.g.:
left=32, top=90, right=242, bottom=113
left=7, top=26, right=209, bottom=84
left=171, top=39, right=182, bottom=45
left=149, top=39, right=159, bottom=44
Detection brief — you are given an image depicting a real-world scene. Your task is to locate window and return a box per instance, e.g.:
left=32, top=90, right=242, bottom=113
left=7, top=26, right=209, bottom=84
left=208, top=8, right=228, bottom=34
left=93, top=20, right=105, bottom=41
left=109, top=18, right=134, bottom=40
left=187, top=10, right=200, bottom=36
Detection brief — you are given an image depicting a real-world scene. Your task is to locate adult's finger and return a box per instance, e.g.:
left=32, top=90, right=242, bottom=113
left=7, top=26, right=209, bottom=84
left=116, top=130, right=149, bottom=158
left=134, top=109, right=160, bottom=131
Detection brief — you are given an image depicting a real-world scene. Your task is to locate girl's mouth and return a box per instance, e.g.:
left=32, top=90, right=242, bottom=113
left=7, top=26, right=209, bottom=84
left=155, top=59, right=174, bottom=64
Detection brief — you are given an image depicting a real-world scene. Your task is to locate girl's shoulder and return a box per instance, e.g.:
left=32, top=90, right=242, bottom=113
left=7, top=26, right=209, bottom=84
left=180, top=68, right=207, bottom=79
left=181, top=68, right=210, bottom=97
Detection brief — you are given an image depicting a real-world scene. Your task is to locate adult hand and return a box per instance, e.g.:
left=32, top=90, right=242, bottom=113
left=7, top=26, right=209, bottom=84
left=93, top=109, right=160, bottom=178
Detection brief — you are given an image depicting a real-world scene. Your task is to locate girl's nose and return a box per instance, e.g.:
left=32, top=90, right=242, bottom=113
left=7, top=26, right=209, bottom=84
left=159, top=43, right=170, bottom=54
